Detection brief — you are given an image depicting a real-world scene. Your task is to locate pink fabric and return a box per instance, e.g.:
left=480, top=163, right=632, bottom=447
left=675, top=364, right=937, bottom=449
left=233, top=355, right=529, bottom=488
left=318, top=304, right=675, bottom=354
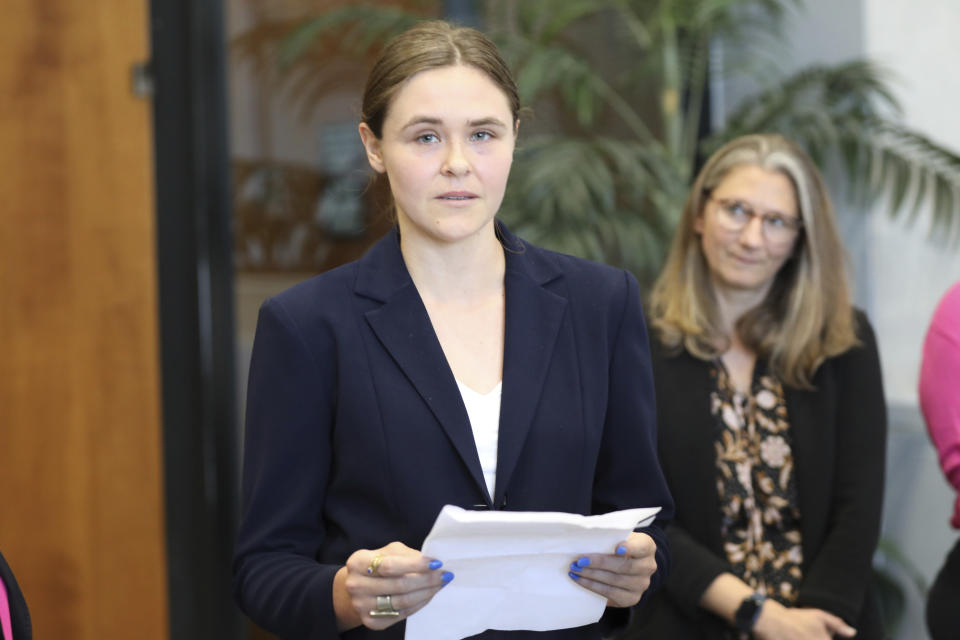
left=0, top=573, right=12, bottom=640
left=919, top=281, right=960, bottom=529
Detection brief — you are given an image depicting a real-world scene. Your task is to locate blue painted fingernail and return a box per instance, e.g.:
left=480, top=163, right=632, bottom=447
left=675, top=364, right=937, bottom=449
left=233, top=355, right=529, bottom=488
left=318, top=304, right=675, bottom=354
left=569, top=571, right=581, bottom=581
left=441, top=571, right=454, bottom=584
left=576, top=557, right=590, bottom=568
left=429, top=560, right=443, bottom=570
left=616, top=545, right=627, bottom=556
left=569, top=562, right=580, bottom=572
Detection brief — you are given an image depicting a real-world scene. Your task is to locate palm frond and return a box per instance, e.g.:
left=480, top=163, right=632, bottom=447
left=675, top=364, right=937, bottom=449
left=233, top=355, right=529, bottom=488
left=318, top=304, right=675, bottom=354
left=232, top=0, right=960, bottom=286
left=609, top=0, right=654, bottom=49
left=500, top=135, right=686, bottom=282
left=275, top=5, right=426, bottom=68
left=231, top=4, right=430, bottom=117
left=506, top=136, right=619, bottom=223
left=530, top=0, right=614, bottom=44
left=706, top=60, right=960, bottom=243
left=865, top=120, right=960, bottom=244
left=702, top=0, right=799, bottom=27
left=713, top=60, right=900, bottom=143
left=500, top=34, right=659, bottom=143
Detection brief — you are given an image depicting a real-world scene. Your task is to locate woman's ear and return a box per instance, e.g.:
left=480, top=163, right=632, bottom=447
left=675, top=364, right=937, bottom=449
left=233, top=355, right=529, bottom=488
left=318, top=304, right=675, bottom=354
left=358, top=123, right=386, bottom=174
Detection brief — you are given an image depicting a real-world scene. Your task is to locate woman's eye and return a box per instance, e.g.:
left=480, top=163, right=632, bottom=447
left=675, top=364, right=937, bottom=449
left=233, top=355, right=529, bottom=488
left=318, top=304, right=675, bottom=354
left=416, top=133, right=439, bottom=144
left=728, top=202, right=750, bottom=218
left=766, top=215, right=788, bottom=229
left=471, top=130, right=493, bottom=142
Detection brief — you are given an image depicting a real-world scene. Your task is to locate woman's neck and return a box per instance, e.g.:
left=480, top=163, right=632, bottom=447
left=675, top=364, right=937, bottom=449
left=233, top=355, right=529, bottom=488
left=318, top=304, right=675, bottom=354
left=714, top=288, right=762, bottom=391
left=712, top=280, right=771, bottom=337
left=399, top=225, right=505, bottom=303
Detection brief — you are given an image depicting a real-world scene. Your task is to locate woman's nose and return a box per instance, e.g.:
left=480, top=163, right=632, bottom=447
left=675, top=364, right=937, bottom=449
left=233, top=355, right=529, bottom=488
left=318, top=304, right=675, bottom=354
left=441, top=140, right=470, bottom=176
left=738, top=214, right=766, bottom=246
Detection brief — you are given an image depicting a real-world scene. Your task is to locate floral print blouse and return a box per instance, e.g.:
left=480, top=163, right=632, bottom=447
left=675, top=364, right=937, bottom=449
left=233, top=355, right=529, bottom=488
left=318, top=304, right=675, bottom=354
left=711, top=360, right=804, bottom=605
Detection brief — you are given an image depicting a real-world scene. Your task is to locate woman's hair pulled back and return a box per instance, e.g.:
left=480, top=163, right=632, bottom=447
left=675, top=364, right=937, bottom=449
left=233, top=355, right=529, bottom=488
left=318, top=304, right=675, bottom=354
left=361, top=20, right=520, bottom=138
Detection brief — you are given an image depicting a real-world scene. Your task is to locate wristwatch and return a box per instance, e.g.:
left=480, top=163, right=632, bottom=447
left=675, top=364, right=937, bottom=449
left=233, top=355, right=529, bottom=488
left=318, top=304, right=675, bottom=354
left=734, top=592, right=767, bottom=633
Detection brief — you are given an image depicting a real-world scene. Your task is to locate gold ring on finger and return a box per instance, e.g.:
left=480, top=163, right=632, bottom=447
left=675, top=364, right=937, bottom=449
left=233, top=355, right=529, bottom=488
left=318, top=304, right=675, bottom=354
left=366, top=554, right=384, bottom=576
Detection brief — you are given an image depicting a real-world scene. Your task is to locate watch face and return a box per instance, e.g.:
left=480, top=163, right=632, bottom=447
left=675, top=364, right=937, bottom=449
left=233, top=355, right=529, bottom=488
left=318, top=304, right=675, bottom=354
left=734, top=594, right=765, bottom=632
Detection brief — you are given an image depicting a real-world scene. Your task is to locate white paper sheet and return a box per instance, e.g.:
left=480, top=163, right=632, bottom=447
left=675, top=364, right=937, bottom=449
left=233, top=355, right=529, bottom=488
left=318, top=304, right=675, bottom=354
left=404, top=505, right=661, bottom=640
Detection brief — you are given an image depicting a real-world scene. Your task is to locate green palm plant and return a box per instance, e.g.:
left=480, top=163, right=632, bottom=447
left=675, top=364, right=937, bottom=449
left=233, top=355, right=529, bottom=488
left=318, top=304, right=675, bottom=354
left=233, top=0, right=960, bottom=288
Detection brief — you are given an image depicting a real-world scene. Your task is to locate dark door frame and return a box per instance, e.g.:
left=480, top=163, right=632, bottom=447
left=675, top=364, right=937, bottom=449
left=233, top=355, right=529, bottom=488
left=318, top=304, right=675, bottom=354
left=149, top=0, right=243, bottom=637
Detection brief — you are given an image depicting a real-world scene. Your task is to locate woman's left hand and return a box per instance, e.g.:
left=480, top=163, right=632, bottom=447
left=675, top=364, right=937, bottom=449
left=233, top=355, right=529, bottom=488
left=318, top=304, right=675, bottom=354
left=567, top=531, right=657, bottom=607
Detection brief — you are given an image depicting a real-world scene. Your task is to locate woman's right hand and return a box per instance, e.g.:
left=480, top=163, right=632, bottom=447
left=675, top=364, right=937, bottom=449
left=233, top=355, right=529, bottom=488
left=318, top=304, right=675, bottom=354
left=753, top=599, right=857, bottom=640
left=333, top=541, right=454, bottom=631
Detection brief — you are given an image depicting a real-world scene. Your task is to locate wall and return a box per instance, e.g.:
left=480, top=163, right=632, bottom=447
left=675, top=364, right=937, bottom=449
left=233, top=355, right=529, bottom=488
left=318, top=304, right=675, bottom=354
left=863, top=0, right=960, bottom=405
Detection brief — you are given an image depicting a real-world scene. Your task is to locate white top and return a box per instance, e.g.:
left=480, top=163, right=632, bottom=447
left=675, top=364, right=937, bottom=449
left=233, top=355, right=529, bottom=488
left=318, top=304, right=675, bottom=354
left=456, top=379, right=502, bottom=500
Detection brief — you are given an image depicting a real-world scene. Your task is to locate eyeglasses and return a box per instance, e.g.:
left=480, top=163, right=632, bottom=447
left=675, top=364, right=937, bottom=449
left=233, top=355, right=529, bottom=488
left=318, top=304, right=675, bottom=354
left=707, top=196, right=803, bottom=244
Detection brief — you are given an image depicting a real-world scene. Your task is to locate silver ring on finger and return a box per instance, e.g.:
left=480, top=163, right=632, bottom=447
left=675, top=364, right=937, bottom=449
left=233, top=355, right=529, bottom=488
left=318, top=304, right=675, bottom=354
left=369, top=594, right=400, bottom=618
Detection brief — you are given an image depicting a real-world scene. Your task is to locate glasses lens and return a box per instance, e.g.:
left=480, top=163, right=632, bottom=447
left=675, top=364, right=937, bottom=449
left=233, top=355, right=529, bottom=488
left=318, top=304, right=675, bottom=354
left=713, top=198, right=799, bottom=245
left=717, top=200, right=750, bottom=229
left=763, top=222, right=795, bottom=244
left=715, top=200, right=749, bottom=230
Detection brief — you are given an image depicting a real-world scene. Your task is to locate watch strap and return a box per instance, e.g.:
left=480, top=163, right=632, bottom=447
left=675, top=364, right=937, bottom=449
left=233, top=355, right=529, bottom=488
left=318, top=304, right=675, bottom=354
left=734, top=592, right=767, bottom=633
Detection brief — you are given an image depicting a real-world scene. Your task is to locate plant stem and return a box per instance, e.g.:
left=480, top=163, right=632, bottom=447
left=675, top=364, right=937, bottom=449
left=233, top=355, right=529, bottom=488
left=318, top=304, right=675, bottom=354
left=592, top=76, right=662, bottom=151
left=613, top=0, right=652, bottom=49
left=659, top=0, right=682, bottom=159
left=680, top=34, right=711, bottom=184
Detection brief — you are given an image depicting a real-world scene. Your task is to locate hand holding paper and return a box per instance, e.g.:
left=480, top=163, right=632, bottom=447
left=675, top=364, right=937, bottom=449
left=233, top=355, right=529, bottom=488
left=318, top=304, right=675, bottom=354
left=565, top=529, right=659, bottom=608
left=404, top=505, right=661, bottom=640
left=335, top=541, right=453, bottom=632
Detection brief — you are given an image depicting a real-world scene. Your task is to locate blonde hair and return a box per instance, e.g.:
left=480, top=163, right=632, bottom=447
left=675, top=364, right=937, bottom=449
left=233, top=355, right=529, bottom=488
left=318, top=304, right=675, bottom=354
left=649, top=133, right=858, bottom=388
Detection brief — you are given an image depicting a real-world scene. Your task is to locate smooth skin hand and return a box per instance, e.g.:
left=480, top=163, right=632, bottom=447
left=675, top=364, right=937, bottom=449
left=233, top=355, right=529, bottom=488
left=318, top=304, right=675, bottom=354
left=333, top=541, right=453, bottom=632
left=700, top=573, right=857, bottom=640
left=752, top=600, right=857, bottom=640
left=567, top=531, right=658, bottom=607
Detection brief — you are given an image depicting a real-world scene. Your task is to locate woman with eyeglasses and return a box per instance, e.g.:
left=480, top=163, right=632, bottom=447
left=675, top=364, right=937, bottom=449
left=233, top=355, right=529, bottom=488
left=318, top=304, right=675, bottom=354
left=626, top=134, right=887, bottom=640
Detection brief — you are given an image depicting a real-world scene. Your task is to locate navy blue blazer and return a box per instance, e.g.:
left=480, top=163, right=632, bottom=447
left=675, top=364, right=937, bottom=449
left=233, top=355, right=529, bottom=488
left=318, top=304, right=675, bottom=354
left=233, top=223, right=674, bottom=640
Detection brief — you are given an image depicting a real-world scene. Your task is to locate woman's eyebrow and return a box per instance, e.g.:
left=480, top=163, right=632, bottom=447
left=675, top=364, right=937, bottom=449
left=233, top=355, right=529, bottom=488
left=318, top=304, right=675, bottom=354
left=399, top=116, right=508, bottom=130
left=467, top=117, right=508, bottom=128
left=400, top=116, right=443, bottom=130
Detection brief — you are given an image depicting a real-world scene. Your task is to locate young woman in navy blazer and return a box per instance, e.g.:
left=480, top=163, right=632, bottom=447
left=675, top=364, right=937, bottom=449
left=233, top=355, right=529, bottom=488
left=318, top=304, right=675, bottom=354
left=232, top=20, right=673, bottom=640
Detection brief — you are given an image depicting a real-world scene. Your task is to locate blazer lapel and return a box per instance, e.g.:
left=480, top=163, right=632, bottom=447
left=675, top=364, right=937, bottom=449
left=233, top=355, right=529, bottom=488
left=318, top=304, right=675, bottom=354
left=494, top=233, right=567, bottom=506
left=356, top=225, right=569, bottom=508
left=357, top=231, right=490, bottom=502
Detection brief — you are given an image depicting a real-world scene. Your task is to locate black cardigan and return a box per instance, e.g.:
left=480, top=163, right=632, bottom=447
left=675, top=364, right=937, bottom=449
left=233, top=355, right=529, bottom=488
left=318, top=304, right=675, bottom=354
left=628, top=312, right=887, bottom=640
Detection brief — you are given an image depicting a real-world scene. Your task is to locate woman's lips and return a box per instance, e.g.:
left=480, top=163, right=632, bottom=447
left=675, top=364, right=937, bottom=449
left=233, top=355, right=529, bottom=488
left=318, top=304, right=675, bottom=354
left=729, top=253, right=762, bottom=265
left=436, top=191, right=478, bottom=200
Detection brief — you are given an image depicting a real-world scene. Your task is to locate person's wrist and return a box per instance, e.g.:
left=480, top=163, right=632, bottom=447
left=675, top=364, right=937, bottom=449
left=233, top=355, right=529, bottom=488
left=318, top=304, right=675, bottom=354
left=733, top=592, right=767, bottom=633
left=751, top=597, right=784, bottom=636
left=333, top=566, right=362, bottom=632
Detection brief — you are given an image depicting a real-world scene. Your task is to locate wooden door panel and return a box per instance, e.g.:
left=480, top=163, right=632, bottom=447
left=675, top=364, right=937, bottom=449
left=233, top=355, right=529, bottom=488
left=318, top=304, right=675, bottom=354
left=0, top=1, right=168, bottom=638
